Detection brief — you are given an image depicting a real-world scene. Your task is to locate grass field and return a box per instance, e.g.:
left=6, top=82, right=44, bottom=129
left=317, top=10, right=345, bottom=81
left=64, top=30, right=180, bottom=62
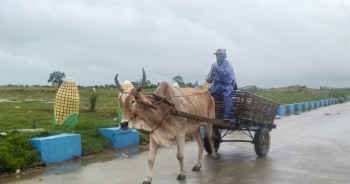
left=0, top=85, right=349, bottom=175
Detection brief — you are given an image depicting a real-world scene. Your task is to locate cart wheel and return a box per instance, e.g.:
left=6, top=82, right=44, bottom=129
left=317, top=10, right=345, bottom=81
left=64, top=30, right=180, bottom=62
left=254, top=128, right=270, bottom=157
left=204, top=129, right=221, bottom=154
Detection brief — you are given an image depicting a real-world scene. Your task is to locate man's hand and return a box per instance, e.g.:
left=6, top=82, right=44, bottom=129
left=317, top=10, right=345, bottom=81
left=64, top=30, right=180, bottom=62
left=206, top=77, right=212, bottom=83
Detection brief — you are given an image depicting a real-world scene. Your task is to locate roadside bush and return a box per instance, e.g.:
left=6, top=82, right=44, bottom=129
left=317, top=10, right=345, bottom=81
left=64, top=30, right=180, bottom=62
left=90, top=92, right=98, bottom=112
left=0, top=134, right=41, bottom=174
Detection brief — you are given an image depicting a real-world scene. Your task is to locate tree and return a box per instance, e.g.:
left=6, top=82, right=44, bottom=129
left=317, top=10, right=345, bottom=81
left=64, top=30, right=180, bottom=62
left=145, top=80, right=152, bottom=88
left=172, top=76, right=185, bottom=87
left=186, top=82, right=194, bottom=88
left=131, top=81, right=139, bottom=88
left=48, top=71, right=66, bottom=87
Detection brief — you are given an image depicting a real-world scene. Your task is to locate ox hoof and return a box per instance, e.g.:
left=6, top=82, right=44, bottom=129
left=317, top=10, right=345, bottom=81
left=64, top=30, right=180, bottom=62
left=192, top=166, right=201, bottom=171
left=176, top=174, right=186, bottom=180
left=142, top=181, right=151, bottom=184
left=212, top=154, right=220, bottom=160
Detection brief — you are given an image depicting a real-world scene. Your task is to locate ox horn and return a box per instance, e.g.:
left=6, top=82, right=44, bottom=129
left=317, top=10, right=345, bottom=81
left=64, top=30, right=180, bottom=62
left=114, top=74, right=124, bottom=93
left=136, top=68, right=146, bottom=92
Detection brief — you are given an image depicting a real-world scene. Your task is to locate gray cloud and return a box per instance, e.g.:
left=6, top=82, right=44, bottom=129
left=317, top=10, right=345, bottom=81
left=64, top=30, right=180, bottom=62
left=0, top=0, right=349, bottom=88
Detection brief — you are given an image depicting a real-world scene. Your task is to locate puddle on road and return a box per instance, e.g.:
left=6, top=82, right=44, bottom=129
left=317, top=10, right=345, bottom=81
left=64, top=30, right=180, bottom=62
left=0, top=146, right=149, bottom=183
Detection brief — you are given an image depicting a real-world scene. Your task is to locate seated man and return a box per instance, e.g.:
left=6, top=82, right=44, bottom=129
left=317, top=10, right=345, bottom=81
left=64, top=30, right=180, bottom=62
left=206, top=48, right=236, bottom=121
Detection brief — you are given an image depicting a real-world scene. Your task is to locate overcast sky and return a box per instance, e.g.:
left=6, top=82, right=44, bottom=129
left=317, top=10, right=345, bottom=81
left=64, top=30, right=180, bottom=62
left=0, top=0, right=349, bottom=88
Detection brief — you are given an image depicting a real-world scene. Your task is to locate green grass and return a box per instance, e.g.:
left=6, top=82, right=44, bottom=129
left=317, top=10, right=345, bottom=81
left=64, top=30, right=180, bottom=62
left=0, top=85, right=349, bottom=174
left=251, top=87, right=350, bottom=104
left=0, top=85, right=151, bottom=175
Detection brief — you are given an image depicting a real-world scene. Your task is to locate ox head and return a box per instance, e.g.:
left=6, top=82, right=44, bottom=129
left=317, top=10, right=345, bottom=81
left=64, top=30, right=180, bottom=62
left=115, top=68, right=157, bottom=130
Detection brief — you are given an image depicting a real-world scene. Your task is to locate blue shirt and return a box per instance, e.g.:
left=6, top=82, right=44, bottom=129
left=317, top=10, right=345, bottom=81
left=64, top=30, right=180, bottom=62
left=207, top=60, right=236, bottom=96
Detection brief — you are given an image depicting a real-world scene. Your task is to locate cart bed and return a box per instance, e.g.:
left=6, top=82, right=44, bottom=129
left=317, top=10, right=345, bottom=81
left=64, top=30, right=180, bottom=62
left=214, top=91, right=279, bottom=128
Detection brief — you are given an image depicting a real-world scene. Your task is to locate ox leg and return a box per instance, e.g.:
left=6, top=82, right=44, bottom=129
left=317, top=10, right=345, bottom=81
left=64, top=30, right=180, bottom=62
left=143, top=136, right=158, bottom=184
left=192, top=128, right=204, bottom=171
left=203, top=124, right=219, bottom=160
left=176, top=135, right=186, bottom=180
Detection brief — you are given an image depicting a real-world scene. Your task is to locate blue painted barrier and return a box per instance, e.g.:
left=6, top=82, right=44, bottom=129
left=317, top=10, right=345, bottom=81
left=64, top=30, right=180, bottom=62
left=302, top=102, right=309, bottom=111
left=319, top=100, right=324, bottom=107
left=335, top=98, right=338, bottom=104
left=308, top=102, right=314, bottom=110
left=314, top=101, right=319, bottom=108
left=200, top=126, right=205, bottom=138
left=324, top=99, right=329, bottom=106
left=294, top=103, right=302, bottom=115
left=30, top=134, right=81, bottom=164
left=285, top=104, right=294, bottom=115
left=99, top=127, right=140, bottom=149
left=277, top=105, right=286, bottom=116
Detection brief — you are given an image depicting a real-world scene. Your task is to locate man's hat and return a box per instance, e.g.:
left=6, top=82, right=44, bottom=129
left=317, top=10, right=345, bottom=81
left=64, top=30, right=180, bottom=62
left=213, top=48, right=226, bottom=55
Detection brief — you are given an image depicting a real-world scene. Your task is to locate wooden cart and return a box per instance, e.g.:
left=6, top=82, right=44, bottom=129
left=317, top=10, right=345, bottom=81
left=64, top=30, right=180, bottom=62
left=169, top=91, right=279, bottom=157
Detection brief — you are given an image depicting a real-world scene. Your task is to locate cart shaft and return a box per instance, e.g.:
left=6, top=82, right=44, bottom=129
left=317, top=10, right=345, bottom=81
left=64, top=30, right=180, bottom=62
left=170, top=109, right=233, bottom=128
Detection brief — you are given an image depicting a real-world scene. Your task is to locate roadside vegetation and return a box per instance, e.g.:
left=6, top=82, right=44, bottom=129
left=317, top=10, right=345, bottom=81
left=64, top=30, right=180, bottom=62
left=0, top=84, right=349, bottom=175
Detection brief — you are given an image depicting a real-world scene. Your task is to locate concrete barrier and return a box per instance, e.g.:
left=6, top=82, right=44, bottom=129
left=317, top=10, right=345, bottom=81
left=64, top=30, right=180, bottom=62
left=314, top=101, right=319, bottom=108
left=324, top=99, right=329, bottom=106
left=319, top=100, right=324, bottom=107
left=99, top=127, right=140, bottom=149
left=308, top=102, right=314, bottom=110
left=30, top=134, right=81, bottom=164
left=285, top=104, right=294, bottom=116
left=302, top=102, right=309, bottom=111
left=200, top=126, right=205, bottom=137
left=277, top=105, right=286, bottom=116
left=335, top=98, right=338, bottom=104
left=294, top=103, right=302, bottom=115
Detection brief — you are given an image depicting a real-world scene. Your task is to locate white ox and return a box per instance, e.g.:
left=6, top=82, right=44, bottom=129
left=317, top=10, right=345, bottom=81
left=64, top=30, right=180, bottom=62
left=115, top=69, right=219, bottom=184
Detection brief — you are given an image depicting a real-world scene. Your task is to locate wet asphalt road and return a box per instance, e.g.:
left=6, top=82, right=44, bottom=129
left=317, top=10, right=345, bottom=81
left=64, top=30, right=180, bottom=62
left=1, top=102, right=350, bottom=184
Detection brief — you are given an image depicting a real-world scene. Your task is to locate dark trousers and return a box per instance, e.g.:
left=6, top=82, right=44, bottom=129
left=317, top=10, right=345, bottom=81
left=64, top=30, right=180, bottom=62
left=211, top=92, right=233, bottom=119
left=223, top=94, right=233, bottom=119
left=209, top=84, right=235, bottom=119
